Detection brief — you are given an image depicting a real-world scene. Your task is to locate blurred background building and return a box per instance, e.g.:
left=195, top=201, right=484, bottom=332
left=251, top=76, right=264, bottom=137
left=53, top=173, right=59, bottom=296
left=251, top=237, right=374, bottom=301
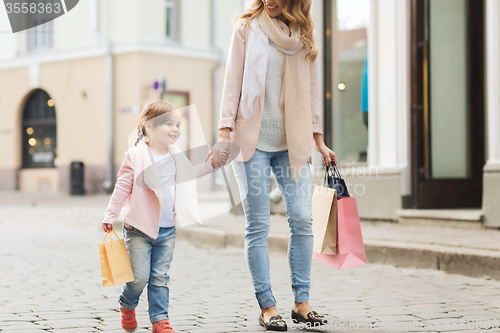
left=0, top=0, right=242, bottom=194
left=0, top=0, right=499, bottom=229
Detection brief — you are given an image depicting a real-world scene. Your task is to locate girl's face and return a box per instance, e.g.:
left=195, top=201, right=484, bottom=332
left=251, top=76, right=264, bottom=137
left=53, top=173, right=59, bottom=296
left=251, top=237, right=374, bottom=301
left=146, top=110, right=181, bottom=147
left=262, top=0, right=286, bottom=20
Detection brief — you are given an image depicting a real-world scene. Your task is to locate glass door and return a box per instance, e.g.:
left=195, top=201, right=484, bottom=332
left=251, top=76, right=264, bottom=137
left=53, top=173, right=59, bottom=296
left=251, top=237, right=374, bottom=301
left=410, top=0, right=485, bottom=208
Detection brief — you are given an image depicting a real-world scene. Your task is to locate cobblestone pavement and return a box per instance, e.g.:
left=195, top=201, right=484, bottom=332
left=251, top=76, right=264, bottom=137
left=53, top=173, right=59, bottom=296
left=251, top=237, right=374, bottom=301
left=1, top=204, right=500, bottom=333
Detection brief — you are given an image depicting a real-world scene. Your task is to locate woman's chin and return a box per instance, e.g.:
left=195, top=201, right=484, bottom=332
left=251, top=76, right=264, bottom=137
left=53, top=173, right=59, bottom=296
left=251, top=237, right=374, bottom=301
left=265, top=7, right=281, bottom=17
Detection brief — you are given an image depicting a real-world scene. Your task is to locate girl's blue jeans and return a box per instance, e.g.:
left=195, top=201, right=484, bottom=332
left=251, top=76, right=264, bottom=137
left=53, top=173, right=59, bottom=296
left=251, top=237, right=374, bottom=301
left=118, top=225, right=176, bottom=324
left=232, top=149, right=314, bottom=309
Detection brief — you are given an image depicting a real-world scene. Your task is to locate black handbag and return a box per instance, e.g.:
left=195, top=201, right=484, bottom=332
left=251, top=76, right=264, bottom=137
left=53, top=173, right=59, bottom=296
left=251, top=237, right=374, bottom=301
left=323, top=163, right=350, bottom=197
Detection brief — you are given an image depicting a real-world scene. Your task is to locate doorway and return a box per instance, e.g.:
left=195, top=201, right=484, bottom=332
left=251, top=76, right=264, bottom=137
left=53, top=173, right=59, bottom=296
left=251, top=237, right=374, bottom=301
left=410, top=0, right=485, bottom=208
left=22, top=89, right=57, bottom=169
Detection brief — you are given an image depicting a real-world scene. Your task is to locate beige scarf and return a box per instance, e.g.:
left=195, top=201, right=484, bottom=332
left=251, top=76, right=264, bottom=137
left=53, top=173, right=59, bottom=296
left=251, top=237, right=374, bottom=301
left=257, top=11, right=314, bottom=181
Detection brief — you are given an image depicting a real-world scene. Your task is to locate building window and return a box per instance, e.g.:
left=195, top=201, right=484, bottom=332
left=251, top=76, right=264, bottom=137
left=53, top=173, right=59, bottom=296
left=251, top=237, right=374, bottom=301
left=22, top=90, right=57, bottom=168
left=28, top=19, right=53, bottom=51
left=165, top=0, right=179, bottom=40
left=27, top=0, right=56, bottom=51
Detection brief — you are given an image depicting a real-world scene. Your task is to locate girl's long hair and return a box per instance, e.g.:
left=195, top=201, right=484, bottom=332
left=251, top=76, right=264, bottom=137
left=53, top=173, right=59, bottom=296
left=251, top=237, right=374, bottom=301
left=135, top=101, right=177, bottom=146
left=236, top=0, right=318, bottom=63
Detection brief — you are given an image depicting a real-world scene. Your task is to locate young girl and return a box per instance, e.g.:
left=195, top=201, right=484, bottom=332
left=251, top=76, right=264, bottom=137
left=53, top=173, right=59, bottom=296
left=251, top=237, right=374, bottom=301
left=102, top=101, right=226, bottom=333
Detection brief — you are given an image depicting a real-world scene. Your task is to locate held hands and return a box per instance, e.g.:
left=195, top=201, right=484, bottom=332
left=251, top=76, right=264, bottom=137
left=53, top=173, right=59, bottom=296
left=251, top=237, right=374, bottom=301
left=206, top=128, right=232, bottom=169
left=208, top=151, right=229, bottom=169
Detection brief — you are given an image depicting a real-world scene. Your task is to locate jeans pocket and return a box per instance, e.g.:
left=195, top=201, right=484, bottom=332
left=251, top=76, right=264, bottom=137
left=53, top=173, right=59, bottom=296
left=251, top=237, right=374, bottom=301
left=123, top=223, right=136, bottom=232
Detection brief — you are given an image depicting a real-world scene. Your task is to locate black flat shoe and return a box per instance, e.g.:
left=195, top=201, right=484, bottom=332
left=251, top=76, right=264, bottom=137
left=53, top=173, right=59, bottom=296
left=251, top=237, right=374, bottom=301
left=259, top=313, right=288, bottom=331
left=291, top=309, right=328, bottom=326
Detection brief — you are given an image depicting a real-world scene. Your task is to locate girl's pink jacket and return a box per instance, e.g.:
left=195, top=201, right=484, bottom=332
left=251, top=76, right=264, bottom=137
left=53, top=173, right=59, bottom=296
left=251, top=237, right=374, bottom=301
left=102, top=140, right=215, bottom=239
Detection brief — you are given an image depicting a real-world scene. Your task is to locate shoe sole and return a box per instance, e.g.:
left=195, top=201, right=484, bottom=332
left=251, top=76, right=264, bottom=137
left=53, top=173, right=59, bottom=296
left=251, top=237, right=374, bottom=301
left=122, top=325, right=137, bottom=332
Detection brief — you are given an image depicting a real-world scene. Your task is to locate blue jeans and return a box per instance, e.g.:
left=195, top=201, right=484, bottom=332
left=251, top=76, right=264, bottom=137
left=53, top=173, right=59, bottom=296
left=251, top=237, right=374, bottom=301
left=119, top=225, right=176, bottom=324
left=232, top=149, right=313, bottom=309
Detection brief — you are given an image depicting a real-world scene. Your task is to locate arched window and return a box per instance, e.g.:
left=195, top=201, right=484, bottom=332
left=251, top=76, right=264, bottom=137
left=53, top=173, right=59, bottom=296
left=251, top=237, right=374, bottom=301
left=22, top=89, right=57, bottom=168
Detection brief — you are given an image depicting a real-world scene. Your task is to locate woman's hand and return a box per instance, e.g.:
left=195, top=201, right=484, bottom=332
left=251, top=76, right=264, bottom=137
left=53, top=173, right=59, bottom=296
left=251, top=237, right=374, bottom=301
left=209, top=152, right=228, bottom=169
left=314, top=133, right=337, bottom=166
left=206, top=128, right=232, bottom=169
left=103, top=223, right=113, bottom=232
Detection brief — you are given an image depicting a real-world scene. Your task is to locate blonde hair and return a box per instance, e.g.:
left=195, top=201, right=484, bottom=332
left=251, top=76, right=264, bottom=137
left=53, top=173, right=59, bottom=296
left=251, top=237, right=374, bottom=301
left=236, top=0, right=318, bottom=63
left=135, top=101, right=177, bottom=146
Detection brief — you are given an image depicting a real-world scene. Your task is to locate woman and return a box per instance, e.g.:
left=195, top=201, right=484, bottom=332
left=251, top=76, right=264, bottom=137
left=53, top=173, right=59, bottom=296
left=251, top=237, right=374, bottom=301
left=209, top=0, right=337, bottom=330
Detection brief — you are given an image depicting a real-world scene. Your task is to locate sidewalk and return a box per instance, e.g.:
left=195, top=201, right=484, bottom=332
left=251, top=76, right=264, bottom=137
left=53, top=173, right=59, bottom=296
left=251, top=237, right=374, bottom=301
left=4, top=202, right=500, bottom=333
left=2, top=190, right=500, bottom=281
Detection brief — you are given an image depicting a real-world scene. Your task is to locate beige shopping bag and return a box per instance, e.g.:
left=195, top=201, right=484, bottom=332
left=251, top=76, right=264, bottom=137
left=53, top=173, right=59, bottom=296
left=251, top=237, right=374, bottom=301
left=312, top=184, right=338, bottom=255
left=99, top=230, right=135, bottom=287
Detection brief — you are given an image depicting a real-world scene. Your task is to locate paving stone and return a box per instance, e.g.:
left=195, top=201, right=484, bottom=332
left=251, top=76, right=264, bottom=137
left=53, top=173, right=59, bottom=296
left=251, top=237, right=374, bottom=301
left=412, top=312, right=463, bottom=320
left=370, top=314, right=425, bottom=322
left=41, top=318, right=101, bottom=329
left=0, top=326, right=53, bottom=332
left=50, top=329, right=101, bottom=333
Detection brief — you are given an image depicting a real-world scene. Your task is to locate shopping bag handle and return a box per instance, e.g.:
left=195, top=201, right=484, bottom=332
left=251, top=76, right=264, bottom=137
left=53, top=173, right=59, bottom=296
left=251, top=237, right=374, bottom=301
left=319, top=165, right=335, bottom=188
left=102, top=229, right=122, bottom=247
left=328, top=162, right=343, bottom=179
left=319, top=165, right=328, bottom=187
left=319, top=163, right=346, bottom=189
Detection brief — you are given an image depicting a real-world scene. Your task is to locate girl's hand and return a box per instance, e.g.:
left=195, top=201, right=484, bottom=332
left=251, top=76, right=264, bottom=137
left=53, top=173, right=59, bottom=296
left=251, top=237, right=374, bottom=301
left=206, top=128, right=231, bottom=168
left=103, top=223, right=113, bottom=232
left=209, top=152, right=228, bottom=169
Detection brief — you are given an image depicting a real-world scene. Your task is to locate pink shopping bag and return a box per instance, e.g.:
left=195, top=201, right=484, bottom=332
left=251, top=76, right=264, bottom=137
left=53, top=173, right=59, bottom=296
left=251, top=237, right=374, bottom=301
left=312, top=197, right=367, bottom=269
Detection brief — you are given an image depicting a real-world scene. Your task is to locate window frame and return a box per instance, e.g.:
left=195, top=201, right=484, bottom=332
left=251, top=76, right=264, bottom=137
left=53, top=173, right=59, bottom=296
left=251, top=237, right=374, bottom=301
left=27, top=12, right=54, bottom=51
left=165, top=0, right=180, bottom=41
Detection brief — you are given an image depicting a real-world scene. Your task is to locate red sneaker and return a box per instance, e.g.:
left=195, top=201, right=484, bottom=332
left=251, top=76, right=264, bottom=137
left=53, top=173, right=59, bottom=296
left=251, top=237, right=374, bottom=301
left=152, top=319, right=176, bottom=333
left=120, top=305, right=137, bottom=332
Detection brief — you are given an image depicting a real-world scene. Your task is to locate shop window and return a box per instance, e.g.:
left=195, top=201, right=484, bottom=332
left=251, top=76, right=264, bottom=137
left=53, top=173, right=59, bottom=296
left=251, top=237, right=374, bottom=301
left=330, top=0, right=369, bottom=163
left=22, top=89, right=57, bottom=168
